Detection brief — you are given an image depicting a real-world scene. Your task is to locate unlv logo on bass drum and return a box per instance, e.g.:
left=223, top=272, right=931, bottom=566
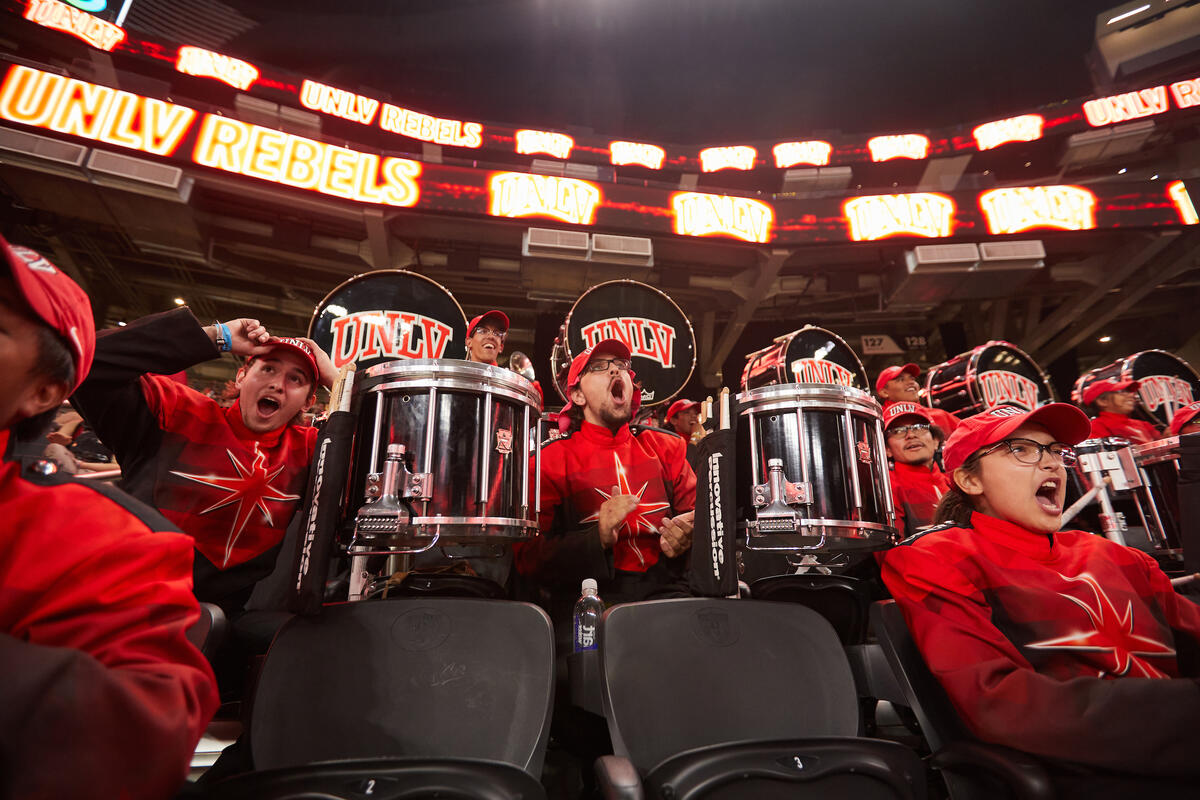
left=581, top=316, right=676, bottom=369
left=1139, top=375, right=1195, bottom=413
left=978, top=370, right=1040, bottom=411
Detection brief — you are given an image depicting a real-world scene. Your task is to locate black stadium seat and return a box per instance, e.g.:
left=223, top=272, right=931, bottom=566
left=594, top=597, right=925, bottom=800
left=207, top=597, right=555, bottom=799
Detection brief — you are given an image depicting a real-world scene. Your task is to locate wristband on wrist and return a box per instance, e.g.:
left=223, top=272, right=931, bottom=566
left=214, top=322, right=232, bottom=352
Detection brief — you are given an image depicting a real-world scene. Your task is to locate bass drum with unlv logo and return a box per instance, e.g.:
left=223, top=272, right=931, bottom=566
left=741, top=326, right=871, bottom=393
left=549, top=280, right=696, bottom=407
left=926, top=340, right=1054, bottom=417
left=308, top=270, right=468, bottom=371
left=1073, top=350, right=1200, bottom=429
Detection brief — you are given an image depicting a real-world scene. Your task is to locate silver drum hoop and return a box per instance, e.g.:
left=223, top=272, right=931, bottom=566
left=357, top=358, right=543, bottom=408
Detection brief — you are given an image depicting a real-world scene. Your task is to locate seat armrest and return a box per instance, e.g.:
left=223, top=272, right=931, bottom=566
left=595, top=754, right=644, bottom=800
left=932, top=741, right=1054, bottom=800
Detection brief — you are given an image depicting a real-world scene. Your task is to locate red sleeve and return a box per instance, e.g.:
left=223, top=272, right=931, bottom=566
left=0, top=485, right=219, bottom=800
left=882, top=540, right=1200, bottom=776
left=1089, top=417, right=1112, bottom=439
left=1136, top=548, right=1200, bottom=648
left=645, top=431, right=696, bottom=514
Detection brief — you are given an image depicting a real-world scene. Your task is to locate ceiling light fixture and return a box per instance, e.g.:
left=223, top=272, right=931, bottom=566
left=1099, top=335, right=1112, bottom=343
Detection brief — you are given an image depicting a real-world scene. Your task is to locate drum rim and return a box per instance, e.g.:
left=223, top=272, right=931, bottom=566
left=736, top=381, right=880, bottom=412
left=355, top=358, right=542, bottom=405
left=927, top=338, right=1055, bottom=410
left=557, top=278, right=697, bottom=407
left=741, top=324, right=870, bottom=392
left=305, top=268, right=469, bottom=339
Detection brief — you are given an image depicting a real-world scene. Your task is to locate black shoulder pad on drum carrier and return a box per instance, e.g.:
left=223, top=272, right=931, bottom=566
left=630, top=424, right=682, bottom=440
left=897, top=521, right=963, bottom=546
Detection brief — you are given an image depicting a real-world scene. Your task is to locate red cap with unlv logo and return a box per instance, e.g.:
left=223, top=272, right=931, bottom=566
left=882, top=402, right=932, bottom=429
left=558, top=338, right=637, bottom=429
left=263, top=337, right=319, bottom=384
left=467, top=310, right=509, bottom=337
left=2, top=235, right=94, bottom=392
left=942, top=403, right=1090, bottom=472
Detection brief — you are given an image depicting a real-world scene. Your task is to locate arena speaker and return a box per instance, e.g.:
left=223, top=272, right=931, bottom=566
left=1090, top=0, right=1200, bottom=84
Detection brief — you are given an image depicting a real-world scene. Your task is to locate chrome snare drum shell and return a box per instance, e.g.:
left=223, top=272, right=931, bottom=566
left=345, top=359, right=543, bottom=554
left=735, top=383, right=897, bottom=553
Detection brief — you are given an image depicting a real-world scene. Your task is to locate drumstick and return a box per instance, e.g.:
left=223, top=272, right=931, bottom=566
left=719, top=387, right=730, bottom=431
left=331, top=363, right=356, bottom=414
left=701, top=396, right=713, bottom=427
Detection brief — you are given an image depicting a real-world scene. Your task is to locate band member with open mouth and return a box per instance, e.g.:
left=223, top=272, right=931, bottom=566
left=1082, top=378, right=1162, bottom=444
left=882, top=403, right=1200, bottom=794
left=72, top=306, right=336, bottom=616
left=515, top=338, right=696, bottom=645
left=882, top=402, right=950, bottom=537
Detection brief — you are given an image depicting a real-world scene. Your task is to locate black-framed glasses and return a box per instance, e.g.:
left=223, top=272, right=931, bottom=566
left=473, top=326, right=507, bottom=340
left=585, top=357, right=632, bottom=373
left=886, top=423, right=931, bottom=438
left=980, top=438, right=1077, bottom=467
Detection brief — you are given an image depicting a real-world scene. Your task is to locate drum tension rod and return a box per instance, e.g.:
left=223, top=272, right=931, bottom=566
left=751, top=458, right=811, bottom=533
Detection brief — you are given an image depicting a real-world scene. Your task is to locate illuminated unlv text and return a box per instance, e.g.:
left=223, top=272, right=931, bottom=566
left=515, top=129, right=574, bottom=159
left=773, top=140, right=832, bottom=168
left=978, top=186, right=1096, bottom=235
left=24, top=0, right=125, bottom=51
left=973, top=114, right=1044, bottom=151
left=299, top=79, right=379, bottom=126
left=842, top=193, right=954, bottom=241
left=1168, top=181, right=1198, bottom=226
left=1083, top=86, right=1168, bottom=127
left=176, top=46, right=259, bottom=91
left=0, top=65, right=195, bottom=156
left=193, top=116, right=421, bottom=207
left=867, top=134, right=929, bottom=162
left=609, top=141, right=665, bottom=169
left=1171, top=77, right=1200, bottom=110
left=699, top=146, right=756, bottom=172
left=671, top=192, right=774, bottom=243
left=581, top=317, right=676, bottom=368
left=488, top=173, right=601, bottom=225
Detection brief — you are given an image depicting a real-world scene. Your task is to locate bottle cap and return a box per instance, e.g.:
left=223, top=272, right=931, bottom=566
left=581, top=578, right=598, bottom=593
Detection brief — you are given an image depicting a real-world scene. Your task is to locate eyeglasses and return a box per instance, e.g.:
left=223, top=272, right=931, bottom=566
left=585, top=357, right=632, bottom=373
left=980, top=438, right=1077, bottom=467
left=886, top=423, right=931, bottom=438
left=472, top=326, right=507, bottom=340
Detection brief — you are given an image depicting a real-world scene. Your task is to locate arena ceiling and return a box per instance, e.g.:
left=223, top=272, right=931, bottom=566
left=2, top=0, right=1199, bottom=398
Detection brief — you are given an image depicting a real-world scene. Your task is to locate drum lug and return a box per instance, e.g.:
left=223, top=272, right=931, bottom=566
left=404, top=472, right=432, bottom=501
left=752, top=458, right=810, bottom=532
left=353, top=444, right=416, bottom=540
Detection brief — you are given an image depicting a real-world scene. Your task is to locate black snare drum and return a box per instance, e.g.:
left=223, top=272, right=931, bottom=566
left=344, top=360, right=542, bottom=554
left=735, top=383, right=897, bottom=552
left=549, top=280, right=695, bottom=407
left=741, top=326, right=870, bottom=393
left=1074, top=351, right=1200, bottom=429
left=926, top=340, right=1054, bottom=416
left=309, top=270, right=468, bottom=370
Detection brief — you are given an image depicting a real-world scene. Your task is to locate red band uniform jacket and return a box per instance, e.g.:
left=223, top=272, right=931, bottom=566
left=1, top=430, right=219, bottom=800
left=890, top=460, right=953, bottom=537
left=1088, top=411, right=1161, bottom=445
left=73, top=308, right=317, bottom=612
left=515, top=421, right=696, bottom=637
left=882, top=511, right=1200, bottom=776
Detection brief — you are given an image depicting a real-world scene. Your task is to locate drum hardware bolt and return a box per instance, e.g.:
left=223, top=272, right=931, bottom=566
left=365, top=473, right=382, bottom=499
left=354, top=445, right=416, bottom=539
left=401, top=394, right=411, bottom=403
left=752, top=458, right=811, bottom=533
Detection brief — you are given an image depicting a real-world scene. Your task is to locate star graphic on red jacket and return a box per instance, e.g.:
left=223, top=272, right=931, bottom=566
left=580, top=453, right=670, bottom=565
left=171, top=445, right=301, bottom=568
left=1026, top=573, right=1176, bottom=678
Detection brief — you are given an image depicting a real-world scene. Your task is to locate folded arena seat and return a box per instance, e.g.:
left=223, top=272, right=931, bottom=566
left=206, top=597, right=555, bottom=800
left=594, top=597, right=926, bottom=800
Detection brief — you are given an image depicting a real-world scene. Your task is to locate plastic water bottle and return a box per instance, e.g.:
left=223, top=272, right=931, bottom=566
left=572, top=578, right=604, bottom=652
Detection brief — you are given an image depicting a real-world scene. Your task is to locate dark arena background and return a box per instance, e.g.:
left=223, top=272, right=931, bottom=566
left=4, top=0, right=1200, bottom=797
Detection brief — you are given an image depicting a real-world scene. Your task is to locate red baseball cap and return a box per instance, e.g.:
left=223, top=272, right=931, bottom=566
left=1169, top=401, right=1200, bottom=436
left=942, top=403, right=1091, bottom=472
left=2, top=235, right=94, bottom=392
left=261, top=337, right=319, bottom=385
left=1081, top=378, right=1140, bottom=406
left=882, top=401, right=933, bottom=429
left=875, top=363, right=920, bottom=395
left=467, top=310, right=509, bottom=337
left=666, top=399, right=700, bottom=420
